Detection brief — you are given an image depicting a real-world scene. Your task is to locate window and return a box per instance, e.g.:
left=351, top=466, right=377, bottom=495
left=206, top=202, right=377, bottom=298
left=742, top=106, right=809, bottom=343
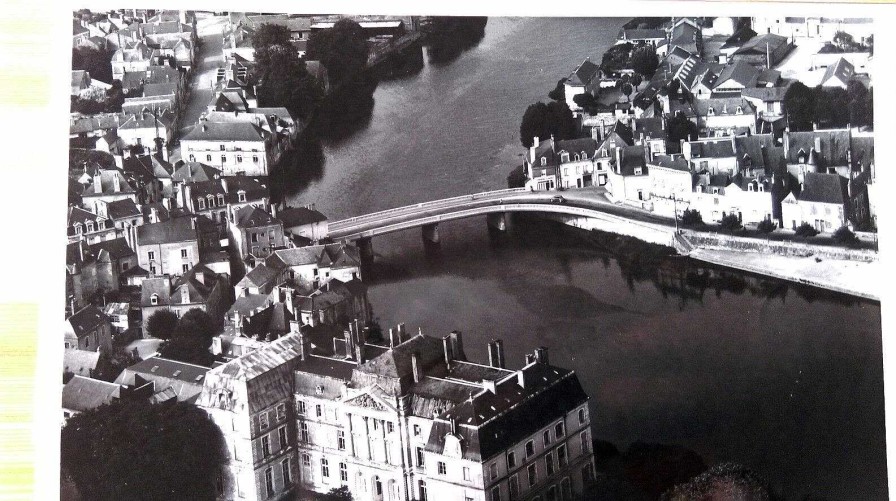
left=374, top=476, right=383, bottom=495
left=736, top=106, right=743, bottom=114
left=543, top=430, right=551, bottom=447
left=264, top=467, right=274, bottom=497
left=237, top=155, right=243, bottom=163
left=555, top=422, right=565, bottom=438
left=221, top=155, right=227, bottom=164
left=86, top=222, right=94, bottom=233
left=276, top=403, right=286, bottom=420
left=301, top=453, right=310, bottom=467
left=508, top=451, right=516, bottom=469
left=198, top=198, right=205, bottom=209
left=634, top=167, right=642, bottom=175
left=526, top=440, right=535, bottom=458
left=218, top=194, right=224, bottom=206
left=282, top=458, right=291, bottom=486
left=315, top=404, right=322, bottom=418
left=416, top=447, right=425, bottom=469
left=251, top=233, right=259, bottom=243
left=238, top=191, right=246, bottom=202
left=491, top=485, right=501, bottom=501
left=413, top=424, right=421, bottom=436
left=148, top=251, right=155, bottom=261
left=339, top=462, right=348, bottom=482
left=337, top=430, right=346, bottom=450
left=580, top=431, right=590, bottom=454
left=150, top=294, right=158, bottom=305
left=262, top=435, right=271, bottom=457
left=181, top=248, right=189, bottom=259
left=296, top=400, right=306, bottom=415
left=546, top=485, right=557, bottom=501
left=490, top=462, right=498, bottom=480
left=419, top=480, right=428, bottom=501
left=463, top=466, right=471, bottom=481
left=321, top=458, right=329, bottom=477
left=253, top=155, right=259, bottom=163
left=387, top=422, right=395, bottom=433
left=528, top=464, right=537, bottom=487
left=373, top=420, right=379, bottom=431
left=220, top=144, right=225, bottom=151
left=545, top=452, right=555, bottom=476
left=541, top=157, right=547, bottom=166
left=300, top=421, right=309, bottom=442
left=121, top=262, right=129, bottom=271
left=438, top=461, right=447, bottom=475
left=74, top=223, right=82, bottom=234
left=150, top=265, right=156, bottom=275
left=208, top=196, right=215, bottom=208
left=182, top=263, right=189, bottom=273
left=509, top=474, right=520, bottom=501
left=708, top=107, right=715, bottom=115
left=558, top=444, right=567, bottom=467
left=189, top=154, right=195, bottom=162
left=206, top=154, right=212, bottom=162
left=278, top=426, right=287, bottom=448
left=581, top=464, right=594, bottom=483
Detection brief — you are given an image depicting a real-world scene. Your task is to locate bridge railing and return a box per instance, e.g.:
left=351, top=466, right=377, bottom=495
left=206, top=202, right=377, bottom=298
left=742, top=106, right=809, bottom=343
left=330, top=188, right=528, bottom=228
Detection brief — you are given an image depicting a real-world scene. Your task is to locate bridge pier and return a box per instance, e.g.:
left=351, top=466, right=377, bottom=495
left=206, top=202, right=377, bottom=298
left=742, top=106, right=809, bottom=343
left=421, top=223, right=440, bottom=244
left=357, top=237, right=374, bottom=262
left=487, top=212, right=507, bottom=232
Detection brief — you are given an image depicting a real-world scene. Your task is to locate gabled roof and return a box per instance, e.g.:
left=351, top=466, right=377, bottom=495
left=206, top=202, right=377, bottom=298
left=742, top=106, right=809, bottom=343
left=239, top=263, right=280, bottom=289
left=81, top=169, right=137, bottom=197
left=734, top=134, right=779, bottom=170
left=105, top=198, right=142, bottom=220
left=566, top=59, right=600, bottom=86
left=692, top=97, right=754, bottom=117
left=713, top=60, right=760, bottom=89
left=172, top=264, right=222, bottom=304
left=67, top=305, right=109, bottom=338
left=688, top=138, right=736, bottom=158
left=172, top=162, right=221, bottom=183
left=785, top=130, right=851, bottom=166
left=235, top=205, right=279, bottom=229
left=279, top=206, right=328, bottom=228
left=114, top=356, right=211, bottom=401
left=735, top=33, right=789, bottom=56
left=118, top=110, right=175, bottom=130
left=649, top=154, right=690, bottom=171
left=181, top=121, right=265, bottom=142
left=62, top=376, right=119, bottom=412
left=89, top=238, right=136, bottom=261
left=798, top=172, right=848, bottom=205
left=64, top=350, right=101, bottom=378
left=142, top=82, right=177, bottom=97
left=615, top=145, right=648, bottom=176
left=206, top=332, right=306, bottom=382
left=741, top=82, right=792, bottom=102
left=140, top=276, right=172, bottom=306
left=820, top=57, right=855, bottom=87
left=555, top=138, right=599, bottom=159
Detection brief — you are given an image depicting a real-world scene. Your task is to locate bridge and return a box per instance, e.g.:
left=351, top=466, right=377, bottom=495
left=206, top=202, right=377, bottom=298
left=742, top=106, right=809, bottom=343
left=328, top=187, right=680, bottom=257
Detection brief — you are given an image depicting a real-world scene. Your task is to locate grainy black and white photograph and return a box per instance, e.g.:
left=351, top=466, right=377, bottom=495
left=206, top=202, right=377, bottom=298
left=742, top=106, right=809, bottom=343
left=61, top=7, right=885, bottom=501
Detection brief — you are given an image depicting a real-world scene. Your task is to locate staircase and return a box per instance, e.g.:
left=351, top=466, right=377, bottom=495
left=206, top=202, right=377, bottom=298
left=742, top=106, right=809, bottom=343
left=672, top=232, right=695, bottom=256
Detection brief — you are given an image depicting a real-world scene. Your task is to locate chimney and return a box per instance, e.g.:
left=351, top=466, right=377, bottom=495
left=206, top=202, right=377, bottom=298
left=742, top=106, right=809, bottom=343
left=529, top=136, right=539, bottom=163
left=389, top=328, right=397, bottom=349
left=615, top=146, right=623, bottom=174
left=149, top=207, right=158, bottom=223
left=195, top=269, right=204, bottom=284
left=112, top=173, right=121, bottom=192
left=482, top=379, right=496, bottom=394
left=190, top=216, right=196, bottom=230
left=494, top=339, right=505, bottom=369
left=525, top=353, right=536, bottom=365
left=550, top=134, right=556, bottom=153
left=487, top=341, right=498, bottom=368
left=814, top=136, right=822, bottom=153
left=449, top=417, right=457, bottom=435
left=517, top=369, right=527, bottom=388
left=411, top=352, right=422, bottom=383
left=534, top=347, right=549, bottom=365
left=270, top=203, right=278, bottom=219
left=161, top=198, right=170, bottom=210
left=93, top=174, right=102, bottom=194
left=180, top=285, right=189, bottom=303
left=442, top=336, right=453, bottom=369
left=344, top=328, right=354, bottom=359
left=221, top=177, right=229, bottom=193
left=291, top=321, right=309, bottom=360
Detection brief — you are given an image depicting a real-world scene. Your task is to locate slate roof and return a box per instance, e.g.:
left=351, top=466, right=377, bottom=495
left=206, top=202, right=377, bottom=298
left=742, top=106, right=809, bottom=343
left=140, top=277, right=172, bottom=306
left=741, top=83, right=791, bottom=102
left=70, top=113, right=123, bottom=135
left=63, top=350, right=100, bottom=378
left=235, top=205, right=279, bottom=229
left=693, top=97, right=754, bottom=117
left=733, top=134, right=780, bottom=170
left=118, top=110, right=175, bottom=130
left=243, top=302, right=294, bottom=339
left=688, top=138, right=736, bottom=158
left=355, top=334, right=444, bottom=379
left=209, top=332, right=306, bottom=381
left=713, top=60, right=760, bottom=89
left=67, top=306, right=108, bottom=338
left=239, top=264, right=280, bottom=289
left=182, top=121, right=265, bottom=142
left=114, top=356, right=210, bottom=401
left=81, top=169, right=137, bottom=197
left=757, top=68, right=781, bottom=87
left=279, top=207, right=327, bottom=228
left=105, top=198, right=142, bottom=219
left=649, top=154, right=690, bottom=171
left=62, top=376, right=120, bottom=412
left=172, top=162, right=221, bottom=183
left=735, top=33, right=789, bottom=56
left=615, top=145, right=648, bottom=176
left=566, top=59, right=600, bottom=86
left=850, top=136, right=874, bottom=173
left=229, top=293, right=271, bottom=316
left=721, top=27, right=756, bottom=50
left=798, top=172, right=848, bottom=205
left=120, top=67, right=181, bottom=90
left=785, top=130, right=851, bottom=166
left=142, top=82, right=178, bottom=97
left=136, top=216, right=198, bottom=245
left=89, top=238, right=136, bottom=260
left=820, top=58, right=855, bottom=87
left=555, top=138, right=599, bottom=159
left=620, top=29, right=666, bottom=40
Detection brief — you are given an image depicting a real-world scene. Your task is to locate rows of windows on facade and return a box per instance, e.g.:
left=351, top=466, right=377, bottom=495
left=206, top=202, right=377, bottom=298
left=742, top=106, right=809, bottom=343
left=197, top=324, right=596, bottom=501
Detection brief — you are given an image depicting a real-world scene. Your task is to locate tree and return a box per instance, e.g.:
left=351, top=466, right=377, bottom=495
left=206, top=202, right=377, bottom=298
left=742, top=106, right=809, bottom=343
left=145, top=309, right=178, bottom=340
left=719, top=213, right=742, bottom=232
left=157, top=308, right=219, bottom=367
left=173, top=308, right=218, bottom=347
left=832, top=226, right=860, bottom=247
left=667, top=78, right=681, bottom=99
left=847, top=80, right=873, bottom=128
left=61, top=399, right=226, bottom=501
left=666, top=113, right=698, bottom=148
left=104, top=80, right=125, bottom=112
left=621, top=82, right=634, bottom=102
left=72, top=46, right=113, bottom=84
left=631, top=73, right=643, bottom=89
left=783, top=81, right=816, bottom=131
left=681, top=209, right=703, bottom=228
left=92, top=346, right=139, bottom=382
left=757, top=218, right=777, bottom=233
left=795, top=222, right=819, bottom=237
left=323, top=486, right=353, bottom=501
left=573, top=93, right=599, bottom=114
left=424, top=17, right=488, bottom=66
left=631, top=46, right=659, bottom=78
left=548, top=78, right=567, bottom=101
left=307, top=19, right=369, bottom=88
left=255, top=45, right=323, bottom=119
left=663, top=462, right=775, bottom=501
left=519, top=101, right=576, bottom=147
left=600, top=43, right=633, bottom=76
left=252, top=23, right=292, bottom=53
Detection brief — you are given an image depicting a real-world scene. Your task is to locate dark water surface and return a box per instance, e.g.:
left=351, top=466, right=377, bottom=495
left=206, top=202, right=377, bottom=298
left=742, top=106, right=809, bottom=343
left=288, top=17, right=886, bottom=499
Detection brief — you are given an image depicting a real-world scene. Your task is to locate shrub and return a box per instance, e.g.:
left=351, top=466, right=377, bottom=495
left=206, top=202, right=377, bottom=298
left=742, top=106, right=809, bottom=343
left=794, top=222, right=819, bottom=237
left=832, top=226, right=859, bottom=247
left=719, top=213, right=742, bottom=232
left=757, top=219, right=776, bottom=234
left=680, top=209, right=703, bottom=228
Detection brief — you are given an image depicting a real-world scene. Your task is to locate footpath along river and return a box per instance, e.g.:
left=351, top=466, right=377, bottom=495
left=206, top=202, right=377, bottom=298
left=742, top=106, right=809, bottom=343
left=287, top=17, right=886, bottom=499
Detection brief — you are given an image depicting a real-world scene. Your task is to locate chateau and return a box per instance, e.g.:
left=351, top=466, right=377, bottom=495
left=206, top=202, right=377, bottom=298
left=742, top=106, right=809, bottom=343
left=197, top=321, right=595, bottom=501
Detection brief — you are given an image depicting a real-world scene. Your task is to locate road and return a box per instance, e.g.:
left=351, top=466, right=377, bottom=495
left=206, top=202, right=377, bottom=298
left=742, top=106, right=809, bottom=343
left=171, top=14, right=227, bottom=163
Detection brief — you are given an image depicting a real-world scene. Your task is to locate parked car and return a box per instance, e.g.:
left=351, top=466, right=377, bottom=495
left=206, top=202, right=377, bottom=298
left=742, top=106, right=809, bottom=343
left=551, top=195, right=566, bottom=204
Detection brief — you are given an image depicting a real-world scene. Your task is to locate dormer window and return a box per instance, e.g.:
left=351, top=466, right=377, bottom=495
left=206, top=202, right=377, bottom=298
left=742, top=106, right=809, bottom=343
left=748, top=184, right=755, bottom=192
left=238, top=191, right=246, bottom=203
left=207, top=194, right=215, bottom=208
left=634, top=167, right=643, bottom=175
left=540, top=157, right=547, bottom=166
left=736, top=106, right=743, bottom=114
left=150, top=293, right=158, bottom=305
left=759, top=185, right=765, bottom=192
left=707, top=107, right=715, bottom=115
left=74, top=223, right=82, bottom=234
left=217, top=194, right=225, bottom=206
left=712, top=187, right=720, bottom=194
left=581, top=151, right=587, bottom=159
left=561, top=152, right=569, bottom=163
left=86, top=221, right=94, bottom=233
left=198, top=198, right=205, bottom=210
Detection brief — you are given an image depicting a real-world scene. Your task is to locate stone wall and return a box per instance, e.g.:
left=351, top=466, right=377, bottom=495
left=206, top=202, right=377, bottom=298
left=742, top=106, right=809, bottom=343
left=683, top=230, right=878, bottom=262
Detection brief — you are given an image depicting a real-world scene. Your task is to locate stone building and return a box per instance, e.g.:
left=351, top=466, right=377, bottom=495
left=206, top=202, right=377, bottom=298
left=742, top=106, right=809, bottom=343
left=198, top=322, right=595, bottom=501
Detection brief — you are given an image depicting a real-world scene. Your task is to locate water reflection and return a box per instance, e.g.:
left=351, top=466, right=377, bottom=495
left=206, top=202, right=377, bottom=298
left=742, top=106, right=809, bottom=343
left=374, top=42, right=425, bottom=81
left=423, top=17, right=489, bottom=66
left=269, top=136, right=325, bottom=202
left=311, top=72, right=380, bottom=144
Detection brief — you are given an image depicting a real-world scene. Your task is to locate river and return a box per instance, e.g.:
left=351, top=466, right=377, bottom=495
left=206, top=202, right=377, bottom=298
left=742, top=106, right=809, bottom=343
left=287, top=17, right=886, bottom=499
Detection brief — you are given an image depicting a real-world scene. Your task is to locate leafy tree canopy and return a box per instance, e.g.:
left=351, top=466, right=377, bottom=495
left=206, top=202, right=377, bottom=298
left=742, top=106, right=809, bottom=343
left=61, top=399, right=226, bottom=501
left=145, top=309, right=178, bottom=340
left=519, top=101, right=577, bottom=148
left=72, top=47, right=113, bottom=84
left=307, top=19, right=369, bottom=88
left=666, top=113, right=698, bottom=148
left=631, top=47, right=659, bottom=78
left=783, top=81, right=816, bottom=131
left=548, top=78, right=567, bottom=101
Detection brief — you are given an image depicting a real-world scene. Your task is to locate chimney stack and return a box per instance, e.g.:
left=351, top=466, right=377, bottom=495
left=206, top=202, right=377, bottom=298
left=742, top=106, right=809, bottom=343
left=411, top=352, right=422, bottom=383
left=112, top=173, right=121, bottom=192
left=494, top=339, right=505, bottom=369
left=814, top=136, right=822, bottom=153
left=448, top=331, right=465, bottom=361
left=529, top=136, right=539, bottom=163
left=442, top=336, right=453, bottom=369
left=149, top=207, right=158, bottom=223
left=517, top=369, right=526, bottom=388
left=487, top=341, right=498, bottom=367
left=93, top=173, right=103, bottom=194
left=449, top=417, right=457, bottom=435
left=534, top=347, right=549, bottom=365
left=344, top=328, right=354, bottom=359
left=389, top=328, right=397, bottom=349
left=396, top=323, right=406, bottom=343
left=190, top=216, right=196, bottom=230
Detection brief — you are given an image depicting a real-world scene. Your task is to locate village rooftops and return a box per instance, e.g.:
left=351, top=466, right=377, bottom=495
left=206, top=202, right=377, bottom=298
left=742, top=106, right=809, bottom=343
left=692, top=97, right=754, bottom=116
left=820, top=57, right=856, bottom=87
left=721, top=26, right=757, bottom=50
left=172, top=162, right=221, bottom=183
left=234, top=205, right=279, bottom=229
left=798, top=172, right=849, bottom=205
left=649, top=154, right=690, bottom=171
left=114, top=356, right=210, bottom=402
left=136, top=215, right=200, bottom=245
left=62, top=375, right=120, bottom=412
left=713, top=60, right=760, bottom=89
left=278, top=206, right=327, bottom=228
left=784, top=129, right=852, bottom=167
left=64, top=350, right=101, bottom=378
left=89, top=238, right=136, bottom=260
left=734, top=33, right=789, bottom=57
left=566, top=58, right=601, bottom=86
left=67, top=305, right=108, bottom=339
left=687, top=138, right=736, bottom=158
